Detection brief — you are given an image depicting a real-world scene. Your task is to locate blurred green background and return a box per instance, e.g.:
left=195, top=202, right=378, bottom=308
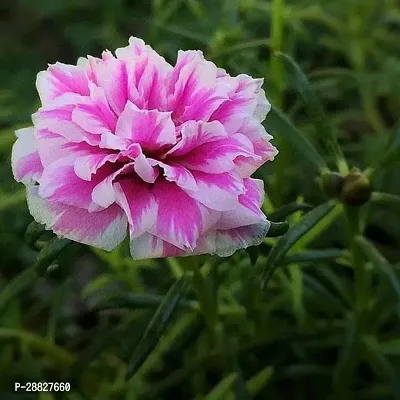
left=1, top=0, right=400, bottom=399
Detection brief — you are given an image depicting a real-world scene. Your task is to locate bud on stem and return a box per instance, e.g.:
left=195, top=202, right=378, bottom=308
left=340, top=168, right=372, bottom=206
left=321, top=172, right=344, bottom=198
left=321, top=168, right=372, bottom=206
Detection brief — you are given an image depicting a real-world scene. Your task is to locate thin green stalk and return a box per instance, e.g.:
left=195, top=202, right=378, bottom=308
left=270, top=0, right=285, bottom=107
left=191, top=266, right=218, bottom=341
left=269, top=0, right=287, bottom=206
left=333, top=207, right=368, bottom=392
left=188, top=260, right=229, bottom=366
left=345, top=207, right=368, bottom=315
left=167, top=258, right=184, bottom=279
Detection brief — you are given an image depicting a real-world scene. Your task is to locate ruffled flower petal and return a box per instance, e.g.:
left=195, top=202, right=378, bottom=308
left=36, top=62, right=89, bottom=106
left=116, top=37, right=173, bottom=110
left=114, top=178, right=158, bottom=238
left=115, top=101, right=176, bottom=151
left=213, top=220, right=270, bottom=257
left=185, top=171, right=245, bottom=212
left=27, top=186, right=127, bottom=251
left=148, top=180, right=219, bottom=250
left=11, top=127, right=43, bottom=185
left=217, top=178, right=267, bottom=229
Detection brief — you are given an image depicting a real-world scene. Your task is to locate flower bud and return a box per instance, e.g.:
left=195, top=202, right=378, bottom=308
left=340, top=170, right=371, bottom=206
left=321, top=172, right=344, bottom=198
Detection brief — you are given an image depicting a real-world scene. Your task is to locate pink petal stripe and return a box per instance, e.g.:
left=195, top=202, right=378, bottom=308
left=74, top=151, right=121, bottom=181
left=27, top=186, right=127, bottom=251
left=114, top=178, right=157, bottom=238
left=166, top=120, right=227, bottom=157
left=116, top=38, right=173, bottom=110
left=156, top=161, right=197, bottom=191
left=149, top=180, right=215, bottom=250
left=88, top=55, right=128, bottom=115
left=176, top=136, right=258, bottom=174
left=210, top=75, right=265, bottom=132
left=72, top=100, right=113, bottom=136
left=89, top=82, right=117, bottom=131
left=216, top=178, right=267, bottom=230
left=91, top=163, right=135, bottom=209
left=39, top=157, right=115, bottom=210
left=36, top=62, right=89, bottom=106
left=168, top=50, right=218, bottom=123
left=34, top=129, right=99, bottom=168
left=233, top=118, right=278, bottom=176
left=185, top=171, right=245, bottom=212
left=115, top=101, right=176, bottom=151
left=33, top=94, right=101, bottom=146
left=11, top=127, right=43, bottom=184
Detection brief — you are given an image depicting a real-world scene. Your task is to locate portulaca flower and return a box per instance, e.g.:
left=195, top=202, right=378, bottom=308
left=11, top=37, right=278, bottom=259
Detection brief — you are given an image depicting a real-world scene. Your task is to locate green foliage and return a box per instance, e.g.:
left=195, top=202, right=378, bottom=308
left=1, top=0, right=400, bottom=399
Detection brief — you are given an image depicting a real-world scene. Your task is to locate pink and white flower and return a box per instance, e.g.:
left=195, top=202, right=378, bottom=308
left=11, top=37, right=278, bottom=259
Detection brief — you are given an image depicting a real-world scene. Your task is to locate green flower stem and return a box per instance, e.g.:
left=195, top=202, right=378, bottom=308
left=167, top=258, right=184, bottom=279
left=181, top=259, right=228, bottom=356
left=270, top=0, right=285, bottom=107
left=190, top=265, right=218, bottom=342
left=290, top=203, right=343, bottom=251
left=269, top=0, right=286, bottom=206
left=363, top=167, right=375, bottom=179
left=333, top=206, right=369, bottom=392
left=335, top=206, right=369, bottom=390
left=345, top=207, right=369, bottom=315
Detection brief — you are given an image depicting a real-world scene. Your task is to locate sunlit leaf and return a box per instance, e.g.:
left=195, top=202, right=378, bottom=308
left=246, top=366, right=274, bottom=396
left=203, top=373, right=237, bottom=400
left=281, top=249, right=345, bottom=265
left=126, top=276, right=190, bottom=378
left=261, top=200, right=336, bottom=287
left=269, top=202, right=312, bottom=222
